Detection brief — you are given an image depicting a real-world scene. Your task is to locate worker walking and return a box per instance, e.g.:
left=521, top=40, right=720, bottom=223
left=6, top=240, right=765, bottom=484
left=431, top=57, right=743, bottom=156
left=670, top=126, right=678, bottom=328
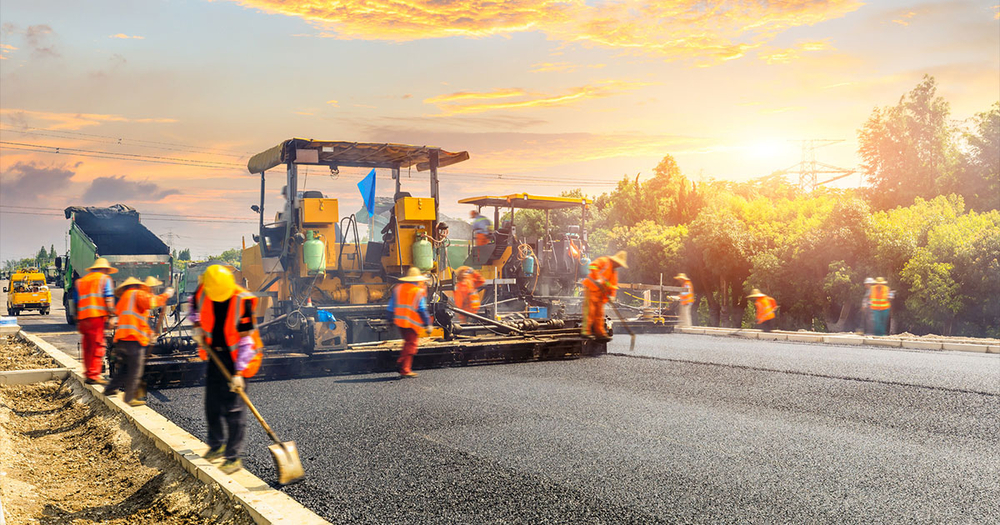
left=388, top=267, right=432, bottom=378
left=470, top=209, right=493, bottom=246
left=106, top=276, right=174, bottom=405
left=674, top=273, right=694, bottom=327
left=74, top=258, right=118, bottom=384
left=581, top=251, right=628, bottom=340
left=861, top=277, right=875, bottom=334
left=194, top=265, right=263, bottom=475
left=453, top=266, right=485, bottom=322
left=747, top=289, right=778, bottom=332
left=869, top=277, right=892, bottom=336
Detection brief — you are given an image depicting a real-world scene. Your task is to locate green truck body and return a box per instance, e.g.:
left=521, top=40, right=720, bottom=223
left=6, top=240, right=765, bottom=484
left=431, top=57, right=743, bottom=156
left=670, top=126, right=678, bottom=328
left=60, top=205, right=173, bottom=325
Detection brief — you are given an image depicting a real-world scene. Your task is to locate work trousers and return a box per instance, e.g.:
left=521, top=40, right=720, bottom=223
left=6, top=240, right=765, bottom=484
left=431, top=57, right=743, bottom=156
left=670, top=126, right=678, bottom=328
left=758, top=318, right=776, bottom=332
left=78, top=316, right=108, bottom=380
left=106, top=340, right=145, bottom=403
left=397, top=327, right=419, bottom=374
left=205, top=378, right=247, bottom=461
left=582, top=292, right=608, bottom=337
left=872, top=309, right=890, bottom=336
left=678, top=303, right=693, bottom=327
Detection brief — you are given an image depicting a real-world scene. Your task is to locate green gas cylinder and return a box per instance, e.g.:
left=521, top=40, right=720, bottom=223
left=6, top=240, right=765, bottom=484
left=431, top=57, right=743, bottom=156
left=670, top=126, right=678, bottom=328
left=412, top=234, right=434, bottom=271
left=522, top=255, right=536, bottom=276
left=303, top=230, right=326, bottom=273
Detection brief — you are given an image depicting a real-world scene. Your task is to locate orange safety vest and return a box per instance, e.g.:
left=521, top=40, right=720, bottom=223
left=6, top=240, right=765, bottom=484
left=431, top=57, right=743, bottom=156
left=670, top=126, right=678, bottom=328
left=582, top=257, right=618, bottom=299
left=393, top=283, right=428, bottom=335
left=755, top=296, right=777, bottom=324
left=869, top=285, right=890, bottom=310
left=196, top=285, right=263, bottom=378
left=680, top=280, right=694, bottom=305
left=113, top=288, right=165, bottom=346
left=76, top=271, right=113, bottom=320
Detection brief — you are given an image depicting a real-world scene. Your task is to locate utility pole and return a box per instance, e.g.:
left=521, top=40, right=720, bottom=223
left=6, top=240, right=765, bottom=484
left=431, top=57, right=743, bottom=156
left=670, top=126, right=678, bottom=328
left=777, top=139, right=856, bottom=191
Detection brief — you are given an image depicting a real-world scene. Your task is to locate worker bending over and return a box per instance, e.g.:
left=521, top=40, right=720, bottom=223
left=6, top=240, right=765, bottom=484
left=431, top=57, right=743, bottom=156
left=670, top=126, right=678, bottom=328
left=453, top=266, right=485, bottom=322
left=674, top=273, right=694, bottom=327
left=106, top=276, right=173, bottom=406
left=869, top=277, right=892, bottom=336
left=747, top=289, right=778, bottom=332
left=74, top=258, right=118, bottom=385
left=388, top=267, right=431, bottom=378
left=470, top=209, right=493, bottom=246
left=193, top=265, right=263, bottom=475
left=581, top=251, right=628, bottom=340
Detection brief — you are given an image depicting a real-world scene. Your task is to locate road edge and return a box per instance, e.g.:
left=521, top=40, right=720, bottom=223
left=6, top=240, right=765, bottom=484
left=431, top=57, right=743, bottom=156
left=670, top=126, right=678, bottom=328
left=675, top=326, right=999, bottom=354
left=17, top=331, right=330, bottom=525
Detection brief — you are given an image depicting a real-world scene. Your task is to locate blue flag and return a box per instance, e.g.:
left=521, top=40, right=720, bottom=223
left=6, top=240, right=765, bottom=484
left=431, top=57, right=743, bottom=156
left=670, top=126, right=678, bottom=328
left=357, top=169, right=376, bottom=217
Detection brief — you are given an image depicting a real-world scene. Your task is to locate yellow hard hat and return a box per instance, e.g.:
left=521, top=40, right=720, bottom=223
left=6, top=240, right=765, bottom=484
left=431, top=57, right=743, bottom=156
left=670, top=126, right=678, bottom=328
left=608, top=250, right=628, bottom=269
left=746, top=288, right=765, bottom=298
left=203, top=265, right=236, bottom=302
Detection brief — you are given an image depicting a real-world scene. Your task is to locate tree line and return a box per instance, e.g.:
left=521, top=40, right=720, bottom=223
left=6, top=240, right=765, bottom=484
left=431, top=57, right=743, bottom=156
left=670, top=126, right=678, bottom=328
left=522, top=76, right=999, bottom=337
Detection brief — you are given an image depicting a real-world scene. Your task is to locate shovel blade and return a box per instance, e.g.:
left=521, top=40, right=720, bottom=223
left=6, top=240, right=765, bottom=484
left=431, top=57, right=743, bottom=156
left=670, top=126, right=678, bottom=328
left=629, top=334, right=636, bottom=352
left=268, top=441, right=305, bottom=486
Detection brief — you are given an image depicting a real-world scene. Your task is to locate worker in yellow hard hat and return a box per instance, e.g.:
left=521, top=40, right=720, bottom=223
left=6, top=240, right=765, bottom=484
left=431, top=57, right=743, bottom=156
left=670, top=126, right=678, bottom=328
left=747, top=289, right=778, bottom=332
left=75, top=257, right=118, bottom=385
left=388, top=267, right=432, bottom=378
left=581, top=250, right=627, bottom=340
left=869, top=277, right=892, bottom=336
left=192, top=265, right=263, bottom=474
left=453, top=266, right=485, bottom=323
left=106, top=276, right=174, bottom=406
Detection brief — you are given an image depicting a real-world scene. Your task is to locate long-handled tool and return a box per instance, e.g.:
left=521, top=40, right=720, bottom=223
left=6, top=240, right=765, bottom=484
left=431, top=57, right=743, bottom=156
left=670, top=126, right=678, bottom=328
left=203, top=345, right=305, bottom=485
left=609, top=300, right=636, bottom=351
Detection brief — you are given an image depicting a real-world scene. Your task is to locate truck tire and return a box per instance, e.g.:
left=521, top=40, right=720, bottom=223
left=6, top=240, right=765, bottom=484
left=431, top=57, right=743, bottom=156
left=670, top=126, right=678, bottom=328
left=64, top=295, right=76, bottom=326
left=42, top=308, right=50, bottom=316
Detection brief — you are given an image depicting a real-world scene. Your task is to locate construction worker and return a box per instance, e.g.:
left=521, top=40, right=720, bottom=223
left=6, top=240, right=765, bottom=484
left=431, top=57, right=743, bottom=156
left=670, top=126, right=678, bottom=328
left=74, top=257, right=118, bottom=384
left=388, top=267, right=431, bottom=378
left=470, top=209, right=493, bottom=246
left=869, top=277, right=892, bottom=336
left=193, top=265, right=263, bottom=474
left=106, top=276, right=174, bottom=405
left=674, top=273, right=694, bottom=327
left=581, top=251, right=628, bottom=340
left=453, top=266, right=485, bottom=322
left=861, top=277, right=875, bottom=334
left=747, top=289, right=778, bottom=332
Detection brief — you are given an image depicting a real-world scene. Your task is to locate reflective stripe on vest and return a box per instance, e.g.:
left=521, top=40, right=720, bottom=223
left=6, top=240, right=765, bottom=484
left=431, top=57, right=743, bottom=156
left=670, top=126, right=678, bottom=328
left=114, top=289, right=151, bottom=345
left=393, top=283, right=426, bottom=333
left=869, top=285, right=890, bottom=310
left=680, top=281, right=694, bottom=305
left=76, top=272, right=112, bottom=320
left=755, top=296, right=777, bottom=323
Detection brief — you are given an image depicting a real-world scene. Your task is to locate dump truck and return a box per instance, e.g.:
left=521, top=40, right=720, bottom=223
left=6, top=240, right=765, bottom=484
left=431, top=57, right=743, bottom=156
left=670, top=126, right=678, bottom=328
left=139, top=139, right=605, bottom=388
left=59, top=204, right=173, bottom=325
left=4, top=267, right=52, bottom=316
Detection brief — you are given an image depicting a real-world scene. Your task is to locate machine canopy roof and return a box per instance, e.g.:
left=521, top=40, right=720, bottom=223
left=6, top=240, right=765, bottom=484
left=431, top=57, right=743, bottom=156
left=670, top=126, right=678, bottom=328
left=458, top=193, right=591, bottom=211
left=247, top=138, right=470, bottom=174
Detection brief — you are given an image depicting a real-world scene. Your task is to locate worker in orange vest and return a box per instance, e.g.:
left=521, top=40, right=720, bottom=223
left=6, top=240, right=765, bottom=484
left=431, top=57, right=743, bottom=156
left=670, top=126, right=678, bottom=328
left=193, top=265, right=264, bottom=474
left=674, top=273, right=694, bottom=327
left=581, top=251, right=628, bottom=340
left=74, top=258, right=118, bottom=384
left=747, top=289, right=778, bottom=332
left=470, top=209, right=493, bottom=246
left=453, top=266, right=485, bottom=322
left=106, top=276, right=174, bottom=405
left=869, top=277, right=892, bottom=336
left=387, top=267, right=432, bottom=378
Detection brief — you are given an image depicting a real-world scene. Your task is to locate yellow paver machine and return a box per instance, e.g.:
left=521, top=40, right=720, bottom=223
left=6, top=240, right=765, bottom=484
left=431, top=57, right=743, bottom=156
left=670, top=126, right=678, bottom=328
left=145, top=139, right=605, bottom=387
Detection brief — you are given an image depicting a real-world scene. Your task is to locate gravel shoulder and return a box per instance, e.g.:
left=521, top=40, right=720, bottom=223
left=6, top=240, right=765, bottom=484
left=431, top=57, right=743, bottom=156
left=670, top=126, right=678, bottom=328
left=0, top=335, right=58, bottom=371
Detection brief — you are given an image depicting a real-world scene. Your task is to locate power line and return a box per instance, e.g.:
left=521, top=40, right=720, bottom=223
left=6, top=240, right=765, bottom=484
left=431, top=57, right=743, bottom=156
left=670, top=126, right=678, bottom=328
left=0, top=209, right=256, bottom=224
left=0, top=125, right=254, bottom=157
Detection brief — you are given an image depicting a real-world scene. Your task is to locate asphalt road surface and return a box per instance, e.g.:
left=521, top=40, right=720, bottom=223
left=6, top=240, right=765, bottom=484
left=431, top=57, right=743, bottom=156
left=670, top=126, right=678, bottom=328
left=8, top=285, right=998, bottom=523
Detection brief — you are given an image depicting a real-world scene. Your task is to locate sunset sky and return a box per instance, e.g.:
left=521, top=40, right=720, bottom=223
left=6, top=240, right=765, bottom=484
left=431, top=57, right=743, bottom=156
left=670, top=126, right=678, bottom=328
left=1, top=0, right=998, bottom=261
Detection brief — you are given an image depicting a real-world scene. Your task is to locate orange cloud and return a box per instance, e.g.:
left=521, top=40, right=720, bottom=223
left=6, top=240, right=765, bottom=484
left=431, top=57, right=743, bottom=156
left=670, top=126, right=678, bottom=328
left=425, top=81, right=649, bottom=115
left=109, top=33, right=145, bottom=39
left=0, top=109, right=177, bottom=130
left=227, top=0, right=863, bottom=64
left=326, top=99, right=339, bottom=106
left=758, top=39, right=833, bottom=64
left=0, top=43, right=16, bottom=60
left=530, top=61, right=606, bottom=73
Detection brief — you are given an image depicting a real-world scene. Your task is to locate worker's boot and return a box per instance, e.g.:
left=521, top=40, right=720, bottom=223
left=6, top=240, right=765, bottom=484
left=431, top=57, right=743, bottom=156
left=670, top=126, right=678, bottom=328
left=220, top=458, right=243, bottom=475
left=400, top=371, right=419, bottom=378
left=203, top=445, right=226, bottom=461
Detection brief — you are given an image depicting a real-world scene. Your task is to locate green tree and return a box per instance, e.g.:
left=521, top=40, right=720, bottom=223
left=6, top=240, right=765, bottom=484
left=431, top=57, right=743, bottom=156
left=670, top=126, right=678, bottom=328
left=858, top=75, right=958, bottom=209
left=178, top=248, right=191, bottom=261
left=49, top=244, right=56, bottom=259
left=957, top=102, right=1000, bottom=211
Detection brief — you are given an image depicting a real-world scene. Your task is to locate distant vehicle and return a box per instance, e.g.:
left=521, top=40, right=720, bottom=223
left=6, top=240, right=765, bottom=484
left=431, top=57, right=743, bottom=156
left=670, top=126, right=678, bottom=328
left=57, top=204, right=173, bottom=325
left=4, top=267, right=52, bottom=316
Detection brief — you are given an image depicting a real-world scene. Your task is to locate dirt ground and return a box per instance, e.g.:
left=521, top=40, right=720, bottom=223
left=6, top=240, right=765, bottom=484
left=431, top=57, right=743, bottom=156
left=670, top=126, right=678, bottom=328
left=0, top=335, right=58, bottom=371
left=0, top=378, right=255, bottom=524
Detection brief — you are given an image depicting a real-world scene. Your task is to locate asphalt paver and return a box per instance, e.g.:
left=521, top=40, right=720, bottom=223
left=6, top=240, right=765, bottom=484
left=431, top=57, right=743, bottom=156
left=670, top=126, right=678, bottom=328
left=149, top=335, right=1000, bottom=524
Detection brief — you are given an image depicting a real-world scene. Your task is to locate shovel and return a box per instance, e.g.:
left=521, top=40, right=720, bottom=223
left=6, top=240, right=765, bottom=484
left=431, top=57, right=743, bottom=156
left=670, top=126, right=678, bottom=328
left=203, top=345, right=305, bottom=485
left=609, top=300, right=636, bottom=352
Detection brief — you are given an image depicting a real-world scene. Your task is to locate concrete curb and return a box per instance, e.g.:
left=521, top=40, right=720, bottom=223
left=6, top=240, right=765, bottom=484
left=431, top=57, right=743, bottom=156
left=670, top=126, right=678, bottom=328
left=676, top=327, right=998, bottom=356
left=17, top=331, right=330, bottom=525
left=0, top=368, right=69, bottom=385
